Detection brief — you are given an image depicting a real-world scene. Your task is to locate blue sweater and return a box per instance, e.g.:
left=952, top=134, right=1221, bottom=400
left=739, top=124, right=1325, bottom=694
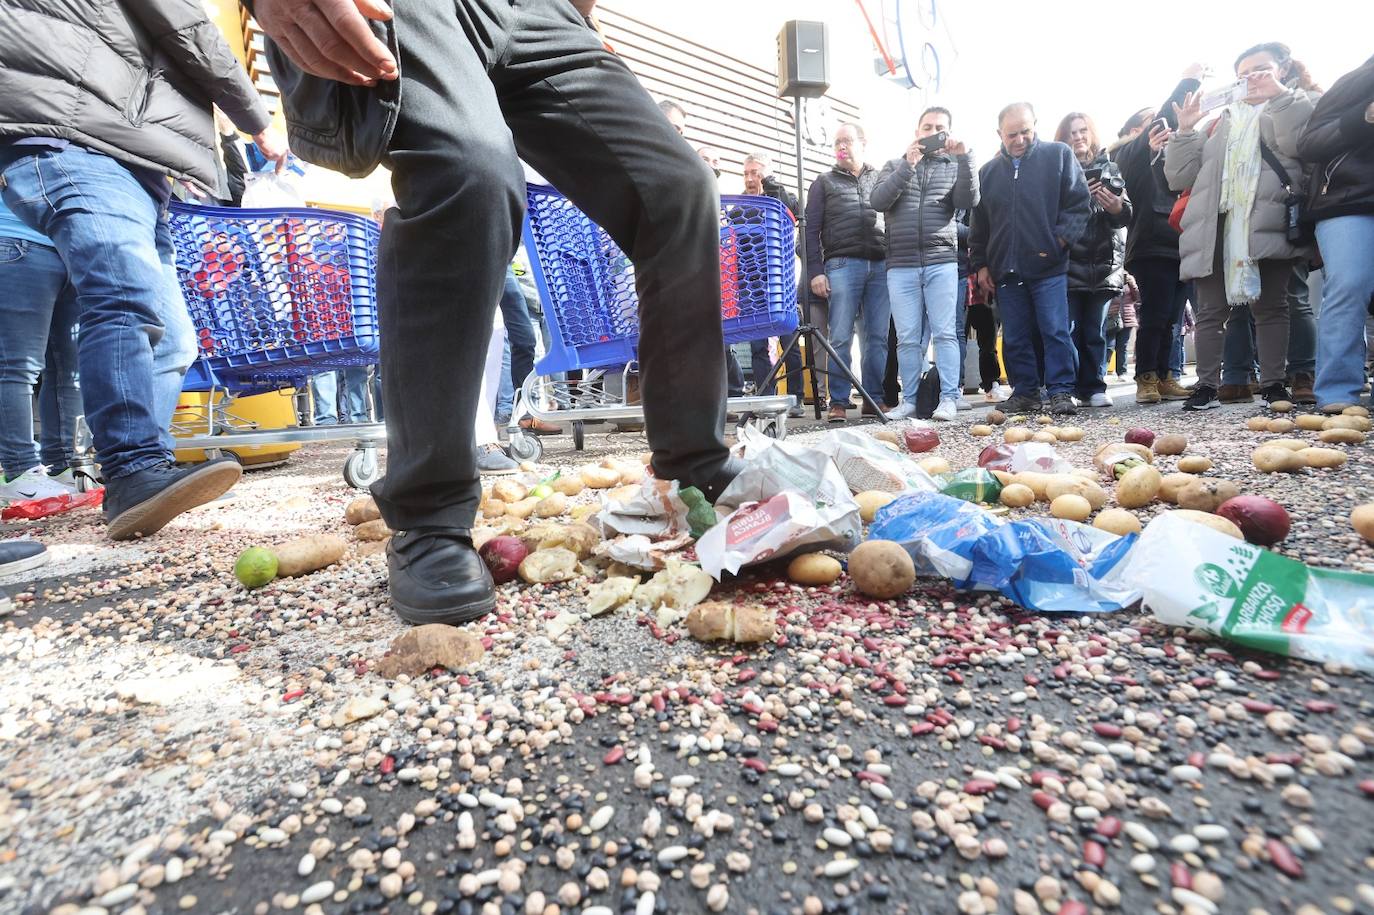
left=968, top=139, right=1091, bottom=283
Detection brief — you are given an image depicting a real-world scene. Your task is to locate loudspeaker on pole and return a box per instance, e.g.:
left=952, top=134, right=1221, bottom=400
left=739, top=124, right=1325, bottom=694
left=776, top=20, right=829, bottom=99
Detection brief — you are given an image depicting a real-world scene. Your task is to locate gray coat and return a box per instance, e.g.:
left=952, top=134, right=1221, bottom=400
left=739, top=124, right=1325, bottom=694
left=869, top=151, right=979, bottom=270
left=0, top=0, right=271, bottom=194
left=1164, top=89, right=1316, bottom=281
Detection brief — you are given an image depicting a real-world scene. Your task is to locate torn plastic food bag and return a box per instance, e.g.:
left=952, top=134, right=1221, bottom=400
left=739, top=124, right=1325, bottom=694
left=696, top=489, right=862, bottom=580
left=868, top=491, right=999, bottom=588
left=1009, top=442, right=1073, bottom=475
left=1122, top=512, right=1374, bottom=670
left=2, top=487, right=104, bottom=521
left=595, top=478, right=691, bottom=540
left=716, top=430, right=858, bottom=511
left=810, top=428, right=941, bottom=494
left=968, top=517, right=1140, bottom=613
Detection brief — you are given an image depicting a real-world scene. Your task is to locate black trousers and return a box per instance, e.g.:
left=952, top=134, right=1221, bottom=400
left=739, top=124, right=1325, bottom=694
left=1130, top=256, right=1189, bottom=380
left=966, top=301, right=1001, bottom=391
left=372, top=0, right=727, bottom=530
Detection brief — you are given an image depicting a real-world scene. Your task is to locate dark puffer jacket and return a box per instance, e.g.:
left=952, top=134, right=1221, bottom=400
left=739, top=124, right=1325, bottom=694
left=869, top=150, right=980, bottom=269
left=1113, top=76, right=1202, bottom=267
left=804, top=164, right=886, bottom=279
left=1298, top=53, right=1374, bottom=222
left=0, top=0, right=270, bottom=194
left=1067, top=150, right=1133, bottom=294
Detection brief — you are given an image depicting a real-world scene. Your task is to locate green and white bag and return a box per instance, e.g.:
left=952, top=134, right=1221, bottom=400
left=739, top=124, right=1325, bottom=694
left=1121, top=513, right=1374, bottom=670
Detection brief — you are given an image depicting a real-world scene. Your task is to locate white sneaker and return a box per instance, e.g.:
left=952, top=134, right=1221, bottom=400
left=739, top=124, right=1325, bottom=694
left=984, top=383, right=1012, bottom=403
left=884, top=402, right=918, bottom=420
left=956, top=398, right=973, bottom=411
left=1089, top=392, right=1113, bottom=408
left=0, top=466, right=72, bottom=504
left=932, top=398, right=958, bottom=422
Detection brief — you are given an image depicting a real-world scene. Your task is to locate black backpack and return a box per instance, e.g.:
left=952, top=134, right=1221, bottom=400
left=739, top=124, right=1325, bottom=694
left=915, top=368, right=940, bottom=419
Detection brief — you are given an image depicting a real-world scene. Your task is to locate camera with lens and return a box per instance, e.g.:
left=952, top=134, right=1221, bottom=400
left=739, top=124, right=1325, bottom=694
left=1084, top=162, right=1126, bottom=196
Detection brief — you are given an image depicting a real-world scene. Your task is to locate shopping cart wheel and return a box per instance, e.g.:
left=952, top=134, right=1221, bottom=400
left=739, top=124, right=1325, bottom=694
left=572, top=421, right=585, bottom=451
left=760, top=415, right=787, bottom=441
left=343, top=448, right=381, bottom=490
left=73, top=468, right=103, bottom=493
left=507, top=431, right=543, bottom=463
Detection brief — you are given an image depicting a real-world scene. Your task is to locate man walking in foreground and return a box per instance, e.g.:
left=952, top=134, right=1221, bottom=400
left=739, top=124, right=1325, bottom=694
left=0, top=0, right=287, bottom=539
left=251, top=0, right=739, bottom=626
left=969, top=102, right=1092, bottom=415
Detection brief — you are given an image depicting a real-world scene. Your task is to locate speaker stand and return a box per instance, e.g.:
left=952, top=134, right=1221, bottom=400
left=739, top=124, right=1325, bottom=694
left=761, top=96, right=887, bottom=423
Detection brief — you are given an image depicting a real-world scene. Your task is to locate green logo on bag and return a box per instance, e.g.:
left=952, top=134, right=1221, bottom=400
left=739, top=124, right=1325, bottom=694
left=1194, top=563, right=1239, bottom=599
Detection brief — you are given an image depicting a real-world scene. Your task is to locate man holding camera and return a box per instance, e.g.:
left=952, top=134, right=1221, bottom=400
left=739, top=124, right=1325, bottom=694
left=870, top=107, right=980, bottom=421
left=970, top=102, right=1092, bottom=415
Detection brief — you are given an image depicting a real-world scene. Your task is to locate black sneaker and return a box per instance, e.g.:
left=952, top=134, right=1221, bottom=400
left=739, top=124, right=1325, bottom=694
left=685, top=455, right=745, bottom=504
left=1183, top=384, right=1220, bottom=411
left=387, top=528, right=497, bottom=625
left=1002, top=394, right=1042, bottom=414
left=104, top=458, right=242, bottom=541
left=0, top=540, right=49, bottom=578
left=1048, top=393, right=1078, bottom=415
left=1261, top=383, right=1292, bottom=405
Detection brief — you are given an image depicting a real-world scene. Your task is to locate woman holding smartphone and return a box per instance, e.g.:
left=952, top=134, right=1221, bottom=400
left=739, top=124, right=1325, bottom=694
left=1055, top=112, right=1133, bottom=407
left=1165, top=42, right=1317, bottom=410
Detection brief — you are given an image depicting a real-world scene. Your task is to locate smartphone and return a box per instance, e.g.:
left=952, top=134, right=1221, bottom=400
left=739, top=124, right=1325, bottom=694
left=1200, top=77, right=1248, bottom=113
left=1083, top=166, right=1104, bottom=184
left=918, top=130, right=949, bottom=155
left=1151, top=117, right=1169, bottom=134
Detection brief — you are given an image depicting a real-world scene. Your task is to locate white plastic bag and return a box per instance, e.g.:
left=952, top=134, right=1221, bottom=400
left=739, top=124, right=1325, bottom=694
left=241, top=171, right=305, bottom=209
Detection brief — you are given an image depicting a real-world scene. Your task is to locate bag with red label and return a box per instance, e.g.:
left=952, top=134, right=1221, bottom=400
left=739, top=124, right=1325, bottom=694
left=695, top=490, right=862, bottom=580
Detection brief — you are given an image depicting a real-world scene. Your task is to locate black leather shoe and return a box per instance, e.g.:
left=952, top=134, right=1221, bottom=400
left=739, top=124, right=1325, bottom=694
left=104, top=458, right=241, bottom=541
left=684, top=456, right=745, bottom=504
left=387, top=527, right=496, bottom=626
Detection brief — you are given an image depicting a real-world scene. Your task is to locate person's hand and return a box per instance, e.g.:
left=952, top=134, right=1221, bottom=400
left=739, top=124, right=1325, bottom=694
left=1182, top=62, right=1208, bottom=82
left=1246, top=68, right=1284, bottom=102
left=253, top=0, right=398, bottom=86
left=1290, top=59, right=1322, bottom=93
left=1090, top=181, right=1123, bottom=214
left=1148, top=122, right=1173, bottom=151
left=810, top=275, right=831, bottom=298
left=904, top=140, right=922, bottom=166
left=253, top=127, right=291, bottom=174
left=976, top=267, right=994, bottom=298
left=1172, top=91, right=1203, bottom=132
left=945, top=136, right=967, bottom=156
left=178, top=178, right=208, bottom=199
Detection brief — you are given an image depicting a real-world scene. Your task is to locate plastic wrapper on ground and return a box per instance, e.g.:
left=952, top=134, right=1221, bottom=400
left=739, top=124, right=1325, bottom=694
left=968, top=518, right=1140, bottom=613
left=594, top=478, right=691, bottom=540
left=2, top=488, right=104, bottom=521
left=1122, top=512, right=1374, bottom=670
left=935, top=468, right=1003, bottom=504
left=1009, top=442, right=1072, bottom=474
left=868, top=491, right=999, bottom=588
left=696, top=489, right=862, bottom=580
left=812, top=429, right=942, bottom=494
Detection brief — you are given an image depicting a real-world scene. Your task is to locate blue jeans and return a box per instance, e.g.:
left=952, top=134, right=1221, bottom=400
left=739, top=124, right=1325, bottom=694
left=499, top=266, right=537, bottom=396
left=824, top=257, right=890, bottom=405
left=311, top=366, right=372, bottom=424
left=955, top=274, right=969, bottom=392
left=749, top=334, right=802, bottom=396
left=1221, top=306, right=1258, bottom=386
left=1, top=144, right=192, bottom=479
left=1170, top=333, right=1185, bottom=377
left=996, top=273, right=1075, bottom=397
left=0, top=236, right=82, bottom=477
left=887, top=263, right=960, bottom=402
left=1286, top=263, right=1315, bottom=377
left=1067, top=291, right=1112, bottom=397
left=1314, top=215, right=1374, bottom=407
left=1106, top=326, right=1132, bottom=376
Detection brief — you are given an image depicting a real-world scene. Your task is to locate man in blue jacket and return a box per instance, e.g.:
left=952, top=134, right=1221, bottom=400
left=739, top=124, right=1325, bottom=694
left=970, top=103, right=1092, bottom=415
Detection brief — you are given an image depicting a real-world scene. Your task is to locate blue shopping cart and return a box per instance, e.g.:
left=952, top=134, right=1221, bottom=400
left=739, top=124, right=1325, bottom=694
left=507, top=184, right=799, bottom=458
left=72, top=202, right=389, bottom=489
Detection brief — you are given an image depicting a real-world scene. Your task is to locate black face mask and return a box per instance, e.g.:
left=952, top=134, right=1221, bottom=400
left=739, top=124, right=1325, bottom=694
left=712, top=167, right=722, bottom=178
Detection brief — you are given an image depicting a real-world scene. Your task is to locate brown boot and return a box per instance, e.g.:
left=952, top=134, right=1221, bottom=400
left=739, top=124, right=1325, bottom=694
left=1156, top=375, right=1190, bottom=400
left=1289, top=372, right=1315, bottom=404
left=827, top=404, right=848, bottom=424
left=1135, top=372, right=1161, bottom=404
left=1217, top=384, right=1254, bottom=403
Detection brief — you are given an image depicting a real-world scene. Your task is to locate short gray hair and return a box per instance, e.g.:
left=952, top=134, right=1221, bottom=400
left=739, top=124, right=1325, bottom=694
left=997, top=102, right=1036, bottom=127
left=743, top=153, right=771, bottom=170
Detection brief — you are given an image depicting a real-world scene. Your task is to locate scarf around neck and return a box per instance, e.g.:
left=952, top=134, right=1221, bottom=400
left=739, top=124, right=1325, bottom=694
left=1218, top=101, right=1266, bottom=305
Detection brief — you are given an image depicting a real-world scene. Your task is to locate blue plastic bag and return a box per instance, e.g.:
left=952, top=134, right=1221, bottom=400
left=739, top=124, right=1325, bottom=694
left=968, top=518, right=1139, bottom=613
left=869, top=491, right=1000, bottom=588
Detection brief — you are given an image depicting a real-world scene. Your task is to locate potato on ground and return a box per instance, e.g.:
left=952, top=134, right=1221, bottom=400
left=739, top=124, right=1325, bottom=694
left=353, top=518, right=393, bottom=541
left=1324, top=415, right=1372, bottom=432
left=1050, top=494, right=1092, bottom=522
left=1353, top=504, right=1374, bottom=543
left=1296, top=414, right=1327, bottom=431
left=787, top=552, right=842, bottom=586
left=274, top=535, right=348, bottom=577
left=580, top=466, right=621, bottom=489
left=505, top=497, right=541, bottom=519
left=552, top=473, right=585, bottom=497
left=1319, top=428, right=1366, bottom=445
left=1004, top=427, right=1032, bottom=444
left=998, top=483, right=1035, bottom=508
left=686, top=601, right=776, bottom=643
left=1176, top=479, right=1240, bottom=513
left=480, top=498, right=507, bottom=519
left=1266, top=438, right=1310, bottom=452
left=1266, top=418, right=1296, bottom=433
left=848, top=540, right=916, bottom=599
left=1168, top=509, right=1243, bottom=539
left=1252, top=445, right=1305, bottom=473
left=919, top=456, right=951, bottom=476
left=855, top=490, right=896, bottom=523
left=1045, top=476, right=1107, bottom=510
left=1151, top=434, right=1187, bottom=456
left=1245, top=416, right=1270, bottom=431
left=344, top=496, right=381, bottom=525
left=1031, top=430, right=1058, bottom=443
left=534, top=492, right=568, bottom=517
left=1055, top=426, right=1085, bottom=442
left=1157, top=473, right=1195, bottom=504
left=1116, top=465, right=1162, bottom=508
left=1093, top=508, right=1141, bottom=536
left=491, top=480, right=528, bottom=503
left=517, top=547, right=579, bottom=584
left=1298, top=447, right=1347, bottom=469
left=1176, top=456, right=1213, bottom=474
left=970, top=424, right=994, bottom=437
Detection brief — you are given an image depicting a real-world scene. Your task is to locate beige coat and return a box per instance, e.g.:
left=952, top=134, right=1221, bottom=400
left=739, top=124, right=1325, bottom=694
left=1164, top=90, right=1317, bottom=281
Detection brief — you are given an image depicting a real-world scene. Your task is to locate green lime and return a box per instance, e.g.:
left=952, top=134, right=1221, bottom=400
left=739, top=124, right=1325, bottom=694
left=530, top=483, right=554, bottom=500
left=234, top=547, right=278, bottom=589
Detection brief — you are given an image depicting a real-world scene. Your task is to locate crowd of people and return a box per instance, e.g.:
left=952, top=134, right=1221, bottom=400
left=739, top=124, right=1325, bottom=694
left=1, top=0, right=1371, bottom=625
